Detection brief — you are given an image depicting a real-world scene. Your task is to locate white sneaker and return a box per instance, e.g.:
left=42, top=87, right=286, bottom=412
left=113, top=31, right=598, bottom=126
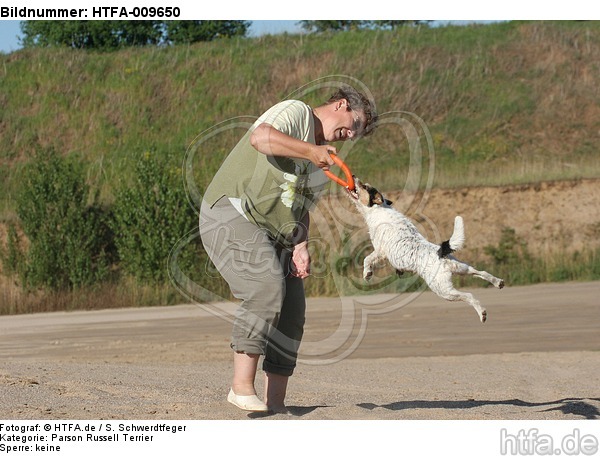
left=227, top=389, right=269, bottom=412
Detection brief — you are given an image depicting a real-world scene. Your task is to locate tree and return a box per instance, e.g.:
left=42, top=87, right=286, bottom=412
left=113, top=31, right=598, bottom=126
left=165, top=21, right=250, bottom=44
left=299, top=20, right=429, bottom=33
left=20, top=20, right=250, bottom=50
left=372, top=20, right=429, bottom=30
left=299, top=20, right=366, bottom=32
left=20, top=21, right=163, bottom=49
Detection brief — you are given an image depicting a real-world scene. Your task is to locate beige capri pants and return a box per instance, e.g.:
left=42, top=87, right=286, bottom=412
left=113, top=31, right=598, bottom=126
left=199, top=196, right=306, bottom=377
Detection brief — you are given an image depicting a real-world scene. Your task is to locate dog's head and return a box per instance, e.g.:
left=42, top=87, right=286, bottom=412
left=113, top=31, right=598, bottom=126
left=347, top=176, right=393, bottom=208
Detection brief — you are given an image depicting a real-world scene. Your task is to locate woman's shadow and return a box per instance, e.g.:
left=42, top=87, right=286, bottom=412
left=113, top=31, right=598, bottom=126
left=248, top=405, right=333, bottom=418
left=247, top=398, right=600, bottom=419
left=357, top=397, right=600, bottom=419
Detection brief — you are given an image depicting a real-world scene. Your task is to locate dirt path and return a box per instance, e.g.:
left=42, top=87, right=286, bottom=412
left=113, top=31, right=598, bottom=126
left=1, top=281, right=599, bottom=420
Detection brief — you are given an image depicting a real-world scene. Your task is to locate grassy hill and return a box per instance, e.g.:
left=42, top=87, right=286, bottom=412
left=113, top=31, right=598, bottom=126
left=1, top=21, right=600, bottom=313
left=1, top=20, right=599, bottom=217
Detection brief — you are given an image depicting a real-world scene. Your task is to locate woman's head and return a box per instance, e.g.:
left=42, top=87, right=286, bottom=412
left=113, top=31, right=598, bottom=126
left=315, top=85, right=378, bottom=143
left=326, top=85, right=378, bottom=138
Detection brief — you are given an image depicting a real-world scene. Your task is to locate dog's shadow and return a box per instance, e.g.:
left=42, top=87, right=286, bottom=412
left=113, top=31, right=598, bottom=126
left=357, top=397, right=600, bottom=420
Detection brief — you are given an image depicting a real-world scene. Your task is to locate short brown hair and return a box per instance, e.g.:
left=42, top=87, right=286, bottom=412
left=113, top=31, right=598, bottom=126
left=327, top=85, right=378, bottom=137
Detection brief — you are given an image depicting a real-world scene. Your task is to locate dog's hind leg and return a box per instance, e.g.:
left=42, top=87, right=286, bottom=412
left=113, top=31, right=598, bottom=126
left=363, top=251, right=387, bottom=281
left=447, top=257, right=504, bottom=289
left=427, top=271, right=488, bottom=322
left=446, top=289, right=487, bottom=323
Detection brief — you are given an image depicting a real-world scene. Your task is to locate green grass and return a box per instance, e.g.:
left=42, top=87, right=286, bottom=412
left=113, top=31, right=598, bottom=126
left=2, top=21, right=600, bottom=214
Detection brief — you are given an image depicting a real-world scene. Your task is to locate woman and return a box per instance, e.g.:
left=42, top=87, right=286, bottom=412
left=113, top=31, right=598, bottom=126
left=200, top=85, right=377, bottom=413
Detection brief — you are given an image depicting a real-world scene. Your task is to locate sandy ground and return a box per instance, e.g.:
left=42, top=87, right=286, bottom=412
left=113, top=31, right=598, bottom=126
left=1, top=281, right=599, bottom=420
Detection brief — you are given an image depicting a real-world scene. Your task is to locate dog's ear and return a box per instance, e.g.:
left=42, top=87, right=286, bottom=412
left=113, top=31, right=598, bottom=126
left=371, top=191, right=385, bottom=206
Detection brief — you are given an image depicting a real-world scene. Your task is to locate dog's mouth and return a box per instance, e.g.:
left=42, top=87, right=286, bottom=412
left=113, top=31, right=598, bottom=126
left=346, top=176, right=359, bottom=199
left=346, top=187, right=359, bottom=199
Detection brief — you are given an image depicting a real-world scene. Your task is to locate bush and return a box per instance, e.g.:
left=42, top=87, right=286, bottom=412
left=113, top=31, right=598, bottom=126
left=111, top=151, right=198, bottom=284
left=484, top=227, right=532, bottom=266
left=483, top=226, right=543, bottom=285
left=0, top=222, right=26, bottom=279
left=13, top=149, right=112, bottom=290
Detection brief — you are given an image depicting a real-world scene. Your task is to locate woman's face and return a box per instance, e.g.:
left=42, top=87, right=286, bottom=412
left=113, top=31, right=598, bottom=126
left=323, top=99, right=366, bottom=142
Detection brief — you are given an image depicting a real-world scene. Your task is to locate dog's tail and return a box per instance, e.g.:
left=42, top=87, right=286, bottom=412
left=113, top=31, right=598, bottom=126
left=438, top=216, right=465, bottom=258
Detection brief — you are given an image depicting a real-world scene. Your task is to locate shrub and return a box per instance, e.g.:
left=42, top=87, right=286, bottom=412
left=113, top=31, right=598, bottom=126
left=111, top=151, right=198, bottom=284
left=483, top=226, right=542, bottom=285
left=484, top=227, right=531, bottom=266
left=0, top=222, right=26, bottom=278
left=13, top=149, right=112, bottom=290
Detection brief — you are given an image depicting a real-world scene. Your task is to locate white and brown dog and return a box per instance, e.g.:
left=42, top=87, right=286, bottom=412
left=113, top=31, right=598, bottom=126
left=347, top=177, right=504, bottom=322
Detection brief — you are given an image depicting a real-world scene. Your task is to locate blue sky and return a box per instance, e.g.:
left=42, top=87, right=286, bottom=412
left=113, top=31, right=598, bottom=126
left=0, top=20, right=306, bottom=53
left=0, top=21, right=23, bottom=53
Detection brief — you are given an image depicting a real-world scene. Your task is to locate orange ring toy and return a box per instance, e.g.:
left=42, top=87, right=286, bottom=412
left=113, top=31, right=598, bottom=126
left=323, top=154, right=355, bottom=192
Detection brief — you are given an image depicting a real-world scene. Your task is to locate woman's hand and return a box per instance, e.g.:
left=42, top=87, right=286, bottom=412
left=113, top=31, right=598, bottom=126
left=291, top=241, right=310, bottom=279
left=307, top=144, right=337, bottom=171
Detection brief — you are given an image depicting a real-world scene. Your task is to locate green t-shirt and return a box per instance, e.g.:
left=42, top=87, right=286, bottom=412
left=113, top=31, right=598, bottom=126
left=204, top=100, right=328, bottom=247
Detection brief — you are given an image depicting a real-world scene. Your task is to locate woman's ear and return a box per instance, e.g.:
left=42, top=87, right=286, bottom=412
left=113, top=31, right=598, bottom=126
left=335, top=99, right=347, bottom=111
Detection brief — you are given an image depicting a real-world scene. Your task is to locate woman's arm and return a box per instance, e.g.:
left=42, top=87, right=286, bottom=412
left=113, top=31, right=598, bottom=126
left=250, top=123, right=336, bottom=170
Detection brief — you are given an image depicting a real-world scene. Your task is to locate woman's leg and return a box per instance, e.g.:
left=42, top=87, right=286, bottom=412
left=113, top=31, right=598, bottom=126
left=232, top=352, right=261, bottom=396
left=264, top=372, right=289, bottom=413
left=200, top=197, right=285, bottom=401
left=263, top=263, right=307, bottom=412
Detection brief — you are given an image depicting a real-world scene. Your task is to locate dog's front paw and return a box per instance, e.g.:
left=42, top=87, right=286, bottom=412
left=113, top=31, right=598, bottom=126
left=479, top=309, right=487, bottom=323
left=363, top=268, right=373, bottom=282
